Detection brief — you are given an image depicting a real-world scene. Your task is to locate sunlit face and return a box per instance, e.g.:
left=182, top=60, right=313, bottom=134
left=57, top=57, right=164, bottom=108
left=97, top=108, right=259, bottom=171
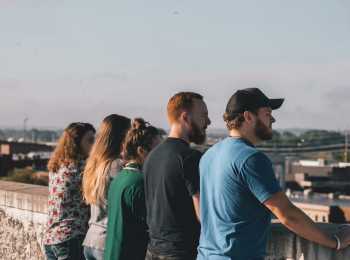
left=80, top=130, right=95, bottom=157
left=254, top=107, right=275, bottom=141
left=188, top=99, right=211, bottom=145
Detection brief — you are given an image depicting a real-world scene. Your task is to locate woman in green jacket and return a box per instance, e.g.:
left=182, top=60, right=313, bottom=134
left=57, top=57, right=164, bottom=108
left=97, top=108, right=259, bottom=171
left=104, top=118, right=162, bottom=260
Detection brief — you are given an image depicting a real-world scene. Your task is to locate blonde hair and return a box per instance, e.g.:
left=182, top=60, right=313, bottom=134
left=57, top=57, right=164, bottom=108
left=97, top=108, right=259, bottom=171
left=82, top=114, right=130, bottom=205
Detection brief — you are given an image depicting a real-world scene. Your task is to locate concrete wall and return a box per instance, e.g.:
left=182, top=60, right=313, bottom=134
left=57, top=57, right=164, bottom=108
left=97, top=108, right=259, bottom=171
left=0, top=180, right=349, bottom=260
left=0, top=181, right=47, bottom=260
left=267, top=223, right=350, bottom=259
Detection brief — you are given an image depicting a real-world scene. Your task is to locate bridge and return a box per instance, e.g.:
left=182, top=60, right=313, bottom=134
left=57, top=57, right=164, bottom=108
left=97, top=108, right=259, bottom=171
left=258, top=143, right=347, bottom=155
left=203, top=141, right=347, bottom=156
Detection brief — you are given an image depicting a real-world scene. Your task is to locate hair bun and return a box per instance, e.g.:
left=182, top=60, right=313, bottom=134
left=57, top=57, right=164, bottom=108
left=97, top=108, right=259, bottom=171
left=131, top=118, right=148, bottom=130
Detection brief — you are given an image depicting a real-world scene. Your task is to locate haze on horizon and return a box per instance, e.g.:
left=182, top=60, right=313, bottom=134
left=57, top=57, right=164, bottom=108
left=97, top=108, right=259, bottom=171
left=1, top=1, right=350, bottom=131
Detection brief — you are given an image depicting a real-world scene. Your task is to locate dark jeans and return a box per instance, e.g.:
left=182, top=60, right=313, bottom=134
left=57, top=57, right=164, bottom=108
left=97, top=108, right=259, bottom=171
left=145, top=249, right=196, bottom=260
left=44, top=235, right=85, bottom=260
left=84, top=246, right=104, bottom=260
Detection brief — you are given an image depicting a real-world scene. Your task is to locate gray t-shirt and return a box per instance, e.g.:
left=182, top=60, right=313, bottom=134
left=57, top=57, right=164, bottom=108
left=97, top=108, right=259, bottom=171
left=83, top=159, right=122, bottom=250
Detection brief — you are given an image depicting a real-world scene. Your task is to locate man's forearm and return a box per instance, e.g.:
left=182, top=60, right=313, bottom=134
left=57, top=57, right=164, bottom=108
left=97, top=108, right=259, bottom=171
left=279, top=205, right=337, bottom=249
left=192, top=193, right=200, bottom=222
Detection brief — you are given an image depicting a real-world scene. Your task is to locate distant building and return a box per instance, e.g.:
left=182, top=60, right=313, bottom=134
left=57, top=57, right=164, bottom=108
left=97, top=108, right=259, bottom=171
left=288, top=159, right=350, bottom=194
left=0, top=140, right=53, bottom=176
left=0, top=140, right=53, bottom=156
left=289, top=192, right=350, bottom=223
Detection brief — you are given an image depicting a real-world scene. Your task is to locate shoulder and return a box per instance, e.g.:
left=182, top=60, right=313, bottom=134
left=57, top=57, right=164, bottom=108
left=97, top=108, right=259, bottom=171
left=244, top=151, right=271, bottom=166
left=174, top=147, right=201, bottom=170
left=239, top=151, right=273, bottom=177
left=145, top=138, right=197, bottom=166
left=218, top=138, right=263, bottom=170
left=109, top=159, right=123, bottom=178
left=143, top=140, right=167, bottom=163
left=227, top=139, right=262, bottom=164
left=184, top=148, right=202, bottom=161
left=114, top=169, right=143, bottom=185
left=127, top=170, right=144, bottom=184
left=159, top=138, right=191, bottom=155
left=200, top=141, right=220, bottom=162
left=119, top=171, right=144, bottom=195
left=201, top=138, right=258, bottom=162
left=55, top=163, right=79, bottom=176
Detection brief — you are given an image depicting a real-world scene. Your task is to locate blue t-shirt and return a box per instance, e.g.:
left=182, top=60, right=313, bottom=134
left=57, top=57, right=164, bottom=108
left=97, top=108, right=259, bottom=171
left=197, top=137, right=281, bottom=260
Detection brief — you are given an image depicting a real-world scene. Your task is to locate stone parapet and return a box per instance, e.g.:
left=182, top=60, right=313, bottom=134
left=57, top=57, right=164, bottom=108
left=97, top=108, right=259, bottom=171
left=0, top=181, right=349, bottom=260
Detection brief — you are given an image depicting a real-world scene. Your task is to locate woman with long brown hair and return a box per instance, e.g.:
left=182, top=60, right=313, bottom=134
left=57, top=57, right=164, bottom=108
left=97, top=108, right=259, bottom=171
left=82, top=114, right=131, bottom=260
left=104, top=118, right=162, bottom=260
left=44, top=122, right=96, bottom=260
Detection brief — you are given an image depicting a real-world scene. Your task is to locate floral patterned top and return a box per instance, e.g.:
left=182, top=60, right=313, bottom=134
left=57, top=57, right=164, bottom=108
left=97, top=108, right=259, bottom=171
left=43, top=161, right=90, bottom=245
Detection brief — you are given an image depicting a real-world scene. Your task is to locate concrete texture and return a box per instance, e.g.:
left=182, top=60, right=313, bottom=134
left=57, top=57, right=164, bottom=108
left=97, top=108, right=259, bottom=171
left=0, top=181, right=349, bottom=260
left=267, top=223, right=350, bottom=259
left=0, top=181, right=47, bottom=260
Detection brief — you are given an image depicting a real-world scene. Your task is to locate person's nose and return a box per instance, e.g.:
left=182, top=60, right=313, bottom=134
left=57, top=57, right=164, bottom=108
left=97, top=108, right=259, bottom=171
left=271, top=116, right=276, bottom=124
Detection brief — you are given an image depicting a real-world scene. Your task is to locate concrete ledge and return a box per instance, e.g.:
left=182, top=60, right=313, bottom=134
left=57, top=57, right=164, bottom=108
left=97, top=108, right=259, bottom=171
left=0, top=181, right=48, bottom=259
left=0, top=181, right=350, bottom=259
left=0, top=181, right=48, bottom=224
left=268, top=223, right=350, bottom=259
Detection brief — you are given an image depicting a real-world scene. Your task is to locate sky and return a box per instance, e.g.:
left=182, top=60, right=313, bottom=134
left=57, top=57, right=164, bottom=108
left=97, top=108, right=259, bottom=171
left=1, top=0, right=350, bottom=130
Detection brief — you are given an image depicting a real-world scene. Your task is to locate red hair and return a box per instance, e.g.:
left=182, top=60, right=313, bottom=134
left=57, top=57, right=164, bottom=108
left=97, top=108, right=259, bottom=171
left=167, top=92, right=203, bottom=123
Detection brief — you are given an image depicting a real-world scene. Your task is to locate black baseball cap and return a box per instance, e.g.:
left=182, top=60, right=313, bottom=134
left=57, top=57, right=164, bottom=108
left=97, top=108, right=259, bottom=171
left=225, top=88, right=284, bottom=115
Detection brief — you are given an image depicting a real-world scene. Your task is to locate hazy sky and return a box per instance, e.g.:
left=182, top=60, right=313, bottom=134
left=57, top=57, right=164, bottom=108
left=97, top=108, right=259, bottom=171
left=1, top=1, right=350, bottom=130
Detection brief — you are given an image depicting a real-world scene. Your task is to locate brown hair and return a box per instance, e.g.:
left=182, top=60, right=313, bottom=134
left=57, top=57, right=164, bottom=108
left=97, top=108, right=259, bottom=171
left=223, top=109, right=258, bottom=130
left=167, top=92, right=203, bottom=123
left=82, top=114, right=131, bottom=205
left=48, top=122, right=95, bottom=172
left=122, top=118, right=160, bottom=162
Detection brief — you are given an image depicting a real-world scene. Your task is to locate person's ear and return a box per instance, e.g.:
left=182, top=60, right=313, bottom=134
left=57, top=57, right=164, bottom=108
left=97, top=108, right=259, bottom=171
left=243, top=111, right=255, bottom=124
left=137, top=146, right=146, bottom=158
left=180, top=111, right=191, bottom=125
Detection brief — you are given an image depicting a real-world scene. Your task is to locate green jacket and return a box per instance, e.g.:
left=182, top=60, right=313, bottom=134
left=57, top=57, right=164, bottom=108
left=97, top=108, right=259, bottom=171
left=104, top=164, right=148, bottom=260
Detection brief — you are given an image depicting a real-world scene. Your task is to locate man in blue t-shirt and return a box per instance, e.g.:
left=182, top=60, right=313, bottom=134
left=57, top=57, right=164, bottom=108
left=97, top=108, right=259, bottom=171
left=198, top=88, right=350, bottom=260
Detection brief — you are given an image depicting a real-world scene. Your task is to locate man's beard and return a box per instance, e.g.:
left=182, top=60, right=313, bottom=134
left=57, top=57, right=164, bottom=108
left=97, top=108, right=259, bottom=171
left=255, top=118, right=273, bottom=141
left=188, top=120, right=206, bottom=145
